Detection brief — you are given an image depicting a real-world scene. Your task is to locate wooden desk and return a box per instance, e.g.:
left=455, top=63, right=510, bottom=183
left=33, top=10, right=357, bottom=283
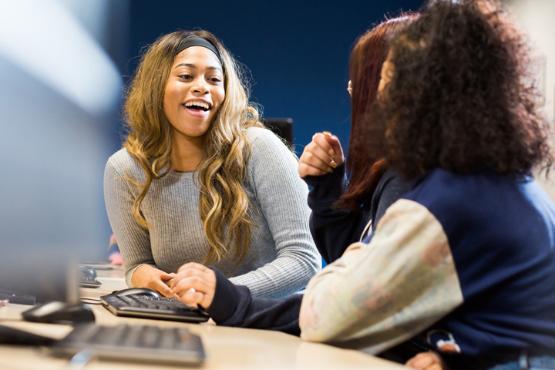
left=0, top=268, right=407, bottom=370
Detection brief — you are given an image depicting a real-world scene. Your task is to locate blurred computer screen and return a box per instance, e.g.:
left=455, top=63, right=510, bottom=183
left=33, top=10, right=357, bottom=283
left=0, top=0, right=121, bottom=303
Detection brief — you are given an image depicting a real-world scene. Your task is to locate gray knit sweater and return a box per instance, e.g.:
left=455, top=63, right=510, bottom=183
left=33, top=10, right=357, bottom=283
left=104, top=127, right=320, bottom=298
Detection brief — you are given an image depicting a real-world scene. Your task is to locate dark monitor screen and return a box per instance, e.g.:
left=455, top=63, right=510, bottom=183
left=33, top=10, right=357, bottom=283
left=263, top=117, right=294, bottom=149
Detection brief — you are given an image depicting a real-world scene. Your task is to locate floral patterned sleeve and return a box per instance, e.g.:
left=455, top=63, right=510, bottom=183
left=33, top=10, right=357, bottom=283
left=299, top=199, right=464, bottom=354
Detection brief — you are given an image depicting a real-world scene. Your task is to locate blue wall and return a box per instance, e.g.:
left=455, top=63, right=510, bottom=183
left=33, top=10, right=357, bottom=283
left=126, top=0, right=422, bottom=153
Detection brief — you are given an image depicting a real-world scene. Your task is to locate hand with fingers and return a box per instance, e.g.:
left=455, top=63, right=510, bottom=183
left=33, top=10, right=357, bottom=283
left=298, top=131, right=344, bottom=178
left=130, top=264, right=176, bottom=298
left=169, top=262, right=216, bottom=309
left=406, top=351, right=446, bottom=370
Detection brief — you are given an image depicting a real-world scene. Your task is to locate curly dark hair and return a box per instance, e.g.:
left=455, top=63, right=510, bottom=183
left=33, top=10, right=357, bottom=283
left=381, top=0, right=552, bottom=180
left=337, top=14, right=418, bottom=210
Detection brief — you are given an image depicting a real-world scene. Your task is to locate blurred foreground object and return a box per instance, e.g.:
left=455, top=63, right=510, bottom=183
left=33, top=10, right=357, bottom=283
left=0, top=0, right=122, bottom=303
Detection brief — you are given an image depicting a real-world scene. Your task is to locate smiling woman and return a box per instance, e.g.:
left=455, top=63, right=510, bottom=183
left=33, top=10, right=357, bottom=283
left=163, top=45, right=225, bottom=160
left=104, top=30, right=320, bottom=299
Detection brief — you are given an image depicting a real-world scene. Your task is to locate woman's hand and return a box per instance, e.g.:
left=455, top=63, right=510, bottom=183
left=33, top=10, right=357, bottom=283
left=169, top=262, right=216, bottom=309
left=298, top=131, right=344, bottom=178
left=130, top=264, right=175, bottom=297
left=406, top=351, right=446, bottom=370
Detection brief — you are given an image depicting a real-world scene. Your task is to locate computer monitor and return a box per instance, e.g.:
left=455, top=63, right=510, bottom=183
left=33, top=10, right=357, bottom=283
left=263, top=117, right=294, bottom=149
left=0, top=0, right=122, bottom=303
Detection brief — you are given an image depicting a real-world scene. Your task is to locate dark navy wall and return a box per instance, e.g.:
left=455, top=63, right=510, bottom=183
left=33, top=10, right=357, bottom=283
left=126, top=0, right=422, bottom=153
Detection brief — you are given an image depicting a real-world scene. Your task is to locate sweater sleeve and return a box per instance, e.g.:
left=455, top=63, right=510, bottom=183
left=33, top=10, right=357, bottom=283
left=208, top=270, right=301, bottom=335
left=305, top=164, right=366, bottom=263
left=299, top=199, right=463, bottom=354
left=229, top=127, right=321, bottom=297
left=103, top=154, right=154, bottom=286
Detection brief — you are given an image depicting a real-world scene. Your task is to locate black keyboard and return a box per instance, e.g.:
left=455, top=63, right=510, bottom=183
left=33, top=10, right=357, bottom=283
left=51, top=323, right=205, bottom=366
left=101, top=289, right=210, bottom=323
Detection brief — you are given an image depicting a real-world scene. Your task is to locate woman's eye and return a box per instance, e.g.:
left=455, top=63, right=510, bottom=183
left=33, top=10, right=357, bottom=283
left=179, top=74, right=193, bottom=81
left=209, top=76, right=222, bottom=84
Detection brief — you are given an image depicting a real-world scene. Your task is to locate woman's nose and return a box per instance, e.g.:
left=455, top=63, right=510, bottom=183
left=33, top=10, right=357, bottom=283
left=192, top=79, right=209, bottom=95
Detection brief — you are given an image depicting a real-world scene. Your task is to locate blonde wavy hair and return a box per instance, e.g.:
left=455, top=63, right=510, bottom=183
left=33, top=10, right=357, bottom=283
left=123, top=30, right=262, bottom=264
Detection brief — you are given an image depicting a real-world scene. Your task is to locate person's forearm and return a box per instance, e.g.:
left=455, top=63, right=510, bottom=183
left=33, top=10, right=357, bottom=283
left=209, top=270, right=302, bottom=336
left=229, top=252, right=319, bottom=298
left=305, top=163, right=346, bottom=212
left=300, top=200, right=463, bottom=354
left=306, top=164, right=366, bottom=263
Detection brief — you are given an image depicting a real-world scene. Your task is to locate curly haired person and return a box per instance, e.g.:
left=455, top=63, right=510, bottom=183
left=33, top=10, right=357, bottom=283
left=167, top=1, right=555, bottom=369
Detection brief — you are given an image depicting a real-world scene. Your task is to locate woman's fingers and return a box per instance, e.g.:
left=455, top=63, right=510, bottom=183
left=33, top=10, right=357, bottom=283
left=178, top=287, right=213, bottom=309
left=298, top=162, right=328, bottom=177
left=310, top=133, right=337, bottom=165
left=132, top=264, right=176, bottom=297
left=312, top=132, right=335, bottom=155
left=155, top=271, right=175, bottom=297
left=160, top=271, right=175, bottom=281
left=171, top=264, right=216, bottom=309
left=172, top=276, right=211, bottom=296
left=406, top=352, right=443, bottom=370
left=309, top=138, right=335, bottom=163
left=298, top=132, right=343, bottom=177
left=322, top=132, right=345, bottom=165
left=150, top=278, right=174, bottom=297
left=300, top=149, right=334, bottom=173
left=177, top=262, right=206, bottom=274
left=177, top=287, right=204, bottom=307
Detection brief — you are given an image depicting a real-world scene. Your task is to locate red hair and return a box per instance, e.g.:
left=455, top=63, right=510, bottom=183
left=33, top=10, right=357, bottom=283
left=336, top=15, right=417, bottom=209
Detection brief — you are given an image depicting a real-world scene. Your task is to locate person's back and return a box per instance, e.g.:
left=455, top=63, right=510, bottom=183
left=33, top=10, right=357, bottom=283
left=299, top=1, right=555, bottom=368
left=403, top=169, right=555, bottom=363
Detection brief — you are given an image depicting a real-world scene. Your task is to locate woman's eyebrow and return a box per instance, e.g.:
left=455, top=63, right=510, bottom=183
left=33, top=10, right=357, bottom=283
left=174, top=63, right=222, bottom=72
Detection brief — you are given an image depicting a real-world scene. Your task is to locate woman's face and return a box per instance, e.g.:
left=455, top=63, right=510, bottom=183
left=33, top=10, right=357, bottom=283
left=163, top=46, right=225, bottom=143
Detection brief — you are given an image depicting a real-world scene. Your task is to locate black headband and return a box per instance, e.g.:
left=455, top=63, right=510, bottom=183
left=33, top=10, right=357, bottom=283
left=176, top=36, right=222, bottom=64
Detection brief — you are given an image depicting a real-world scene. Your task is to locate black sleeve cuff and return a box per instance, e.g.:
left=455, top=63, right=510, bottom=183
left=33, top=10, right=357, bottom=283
left=207, top=269, right=251, bottom=324
left=305, top=163, right=346, bottom=211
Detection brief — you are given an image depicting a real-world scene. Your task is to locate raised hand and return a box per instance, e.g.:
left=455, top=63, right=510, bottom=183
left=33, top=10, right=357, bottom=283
left=298, top=131, right=344, bottom=178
